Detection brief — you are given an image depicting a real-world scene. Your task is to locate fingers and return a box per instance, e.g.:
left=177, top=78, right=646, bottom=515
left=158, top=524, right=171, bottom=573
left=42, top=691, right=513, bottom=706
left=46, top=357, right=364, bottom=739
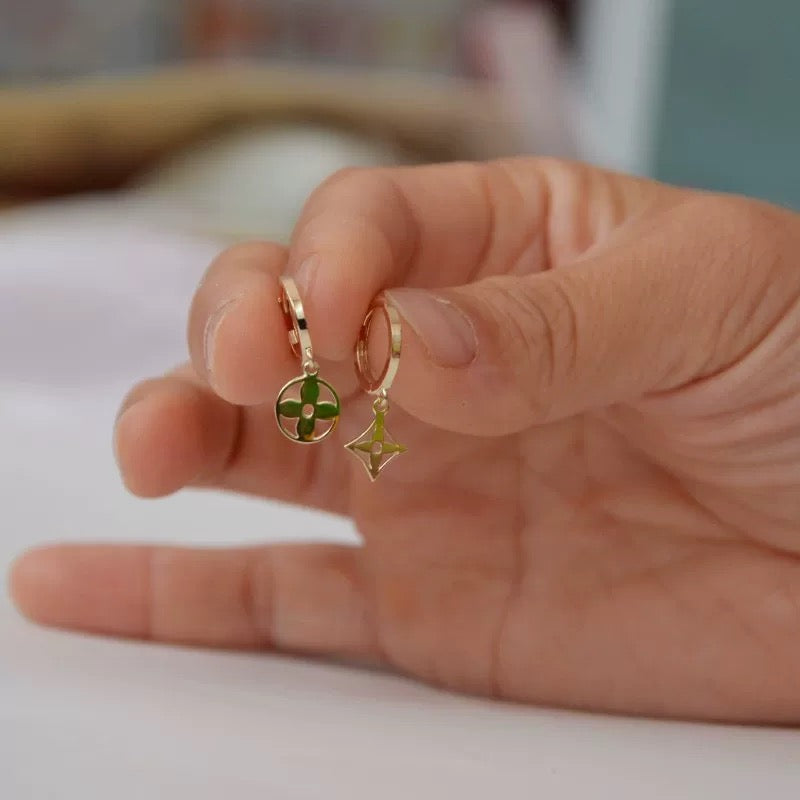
left=383, top=194, right=799, bottom=435
left=10, top=543, right=380, bottom=662
left=189, top=160, right=657, bottom=409
left=114, top=364, right=351, bottom=512
left=115, top=366, right=238, bottom=498
left=285, top=158, right=655, bottom=362
left=187, top=241, right=296, bottom=405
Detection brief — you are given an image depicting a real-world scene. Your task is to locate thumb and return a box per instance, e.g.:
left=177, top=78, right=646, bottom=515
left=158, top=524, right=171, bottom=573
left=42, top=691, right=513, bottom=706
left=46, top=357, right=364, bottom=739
left=385, top=195, right=793, bottom=435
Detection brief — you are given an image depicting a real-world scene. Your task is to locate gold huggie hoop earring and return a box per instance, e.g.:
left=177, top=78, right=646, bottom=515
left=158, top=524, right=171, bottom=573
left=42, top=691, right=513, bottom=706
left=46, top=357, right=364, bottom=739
left=274, top=276, right=340, bottom=443
left=345, top=295, right=406, bottom=481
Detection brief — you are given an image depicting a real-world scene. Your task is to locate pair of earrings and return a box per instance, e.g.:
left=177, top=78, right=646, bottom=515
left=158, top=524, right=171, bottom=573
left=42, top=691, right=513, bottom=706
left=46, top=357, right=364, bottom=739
left=274, top=276, right=406, bottom=481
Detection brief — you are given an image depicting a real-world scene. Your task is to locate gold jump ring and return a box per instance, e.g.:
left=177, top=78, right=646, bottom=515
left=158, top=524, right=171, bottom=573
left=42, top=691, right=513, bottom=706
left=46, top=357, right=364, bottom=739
left=278, top=276, right=314, bottom=369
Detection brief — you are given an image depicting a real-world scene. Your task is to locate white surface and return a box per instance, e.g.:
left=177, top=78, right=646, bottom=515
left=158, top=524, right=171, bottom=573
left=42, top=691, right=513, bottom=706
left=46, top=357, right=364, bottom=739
left=1, top=199, right=799, bottom=798
left=575, top=0, right=672, bottom=174
left=136, top=124, right=409, bottom=242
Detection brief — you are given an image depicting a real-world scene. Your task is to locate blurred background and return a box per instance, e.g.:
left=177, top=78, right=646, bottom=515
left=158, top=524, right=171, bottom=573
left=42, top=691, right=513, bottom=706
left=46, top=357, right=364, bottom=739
left=2, top=4, right=800, bottom=796
left=1, top=0, right=798, bottom=215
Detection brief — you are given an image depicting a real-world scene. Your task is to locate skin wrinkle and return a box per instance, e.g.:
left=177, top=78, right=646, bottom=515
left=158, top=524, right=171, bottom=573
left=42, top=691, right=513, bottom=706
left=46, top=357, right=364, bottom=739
left=205, top=402, right=244, bottom=489
left=536, top=162, right=555, bottom=272
left=489, top=446, right=526, bottom=699
left=240, top=550, right=261, bottom=646
left=493, top=281, right=559, bottom=424
left=673, top=477, right=800, bottom=556
left=703, top=204, right=797, bottom=380
left=546, top=161, right=595, bottom=264
left=145, top=547, right=158, bottom=642
left=214, top=400, right=260, bottom=494
left=603, top=170, right=628, bottom=234
left=468, top=165, right=498, bottom=285
left=484, top=285, right=551, bottom=424
left=629, top=398, right=800, bottom=477
left=584, top=412, right=738, bottom=543
left=608, top=418, right=764, bottom=541
left=359, top=549, right=388, bottom=667
left=385, top=172, right=422, bottom=285
left=547, top=277, right=580, bottom=381
left=262, top=548, right=278, bottom=650
left=498, top=164, right=550, bottom=277
left=701, top=235, right=762, bottom=377
left=726, top=247, right=778, bottom=346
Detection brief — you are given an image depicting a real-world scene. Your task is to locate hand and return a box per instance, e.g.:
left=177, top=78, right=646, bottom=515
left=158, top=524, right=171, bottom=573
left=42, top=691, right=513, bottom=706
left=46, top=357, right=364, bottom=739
left=12, top=159, right=800, bottom=722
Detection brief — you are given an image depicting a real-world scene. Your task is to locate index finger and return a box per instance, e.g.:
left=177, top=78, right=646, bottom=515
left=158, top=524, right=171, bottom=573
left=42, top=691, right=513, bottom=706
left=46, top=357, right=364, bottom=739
left=286, top=160, right=551, bottom=361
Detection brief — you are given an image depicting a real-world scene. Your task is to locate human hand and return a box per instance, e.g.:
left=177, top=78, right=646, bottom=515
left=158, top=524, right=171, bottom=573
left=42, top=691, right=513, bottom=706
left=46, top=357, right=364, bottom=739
left=12, top=159, right=800, bottom=722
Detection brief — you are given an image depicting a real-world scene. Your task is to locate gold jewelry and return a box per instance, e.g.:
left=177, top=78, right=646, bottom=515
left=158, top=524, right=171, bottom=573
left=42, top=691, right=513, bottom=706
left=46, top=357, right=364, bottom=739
left=274, top=276, right=340, bottom=443
left=345, top=296, right=406, bottom=480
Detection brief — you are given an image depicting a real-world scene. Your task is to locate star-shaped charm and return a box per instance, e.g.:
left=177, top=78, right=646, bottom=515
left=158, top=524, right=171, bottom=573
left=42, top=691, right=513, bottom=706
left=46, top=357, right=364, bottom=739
left=345, top=408, right=406, bottom=481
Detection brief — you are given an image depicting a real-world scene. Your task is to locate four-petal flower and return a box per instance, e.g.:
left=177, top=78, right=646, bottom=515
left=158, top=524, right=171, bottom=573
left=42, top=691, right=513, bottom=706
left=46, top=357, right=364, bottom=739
left=277, top=375, right=340, bottom=442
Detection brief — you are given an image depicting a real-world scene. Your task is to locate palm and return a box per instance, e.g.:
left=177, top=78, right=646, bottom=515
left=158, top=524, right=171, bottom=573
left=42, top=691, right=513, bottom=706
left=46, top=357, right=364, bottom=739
left=307, top=381, right=797, bottom=720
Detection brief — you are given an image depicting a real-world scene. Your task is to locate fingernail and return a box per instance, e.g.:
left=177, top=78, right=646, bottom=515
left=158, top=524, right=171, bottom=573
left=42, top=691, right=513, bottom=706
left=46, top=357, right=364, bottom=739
left=386, top=289, right=477, bottom=367
left=292, top=254, right=319, bottom=299
left=204, top=298, right=239, bottom=377
left=112, top=410, right=126, bottom=469
left=112, top=399, right=143, bottom=472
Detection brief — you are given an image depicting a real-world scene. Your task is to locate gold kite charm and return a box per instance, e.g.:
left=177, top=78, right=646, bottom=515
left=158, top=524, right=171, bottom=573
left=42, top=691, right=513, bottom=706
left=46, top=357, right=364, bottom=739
left=347, top=295, right=406, bottom=482
left=345, top=396, right=406, bottom=481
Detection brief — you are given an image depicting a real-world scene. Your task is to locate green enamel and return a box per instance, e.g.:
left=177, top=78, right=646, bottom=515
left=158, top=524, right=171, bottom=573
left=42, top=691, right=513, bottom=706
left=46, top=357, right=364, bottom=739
left=315, top=401, right=339, bottom=420
left=373, top=410, right=385, bottom=440
left=276, top=373, right=340, bottom=442
left=277, top=399, right=303, bottom=418
left=381, top=442, right=406, bottom=454
left=297, top=415, right=316, bottom=440
left=300, top=375, right=320, bottom=405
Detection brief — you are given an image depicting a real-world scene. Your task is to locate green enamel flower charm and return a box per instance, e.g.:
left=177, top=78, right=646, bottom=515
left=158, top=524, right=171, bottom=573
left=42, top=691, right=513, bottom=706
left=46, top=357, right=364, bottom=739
left=275, top=374, right=340, bottom=443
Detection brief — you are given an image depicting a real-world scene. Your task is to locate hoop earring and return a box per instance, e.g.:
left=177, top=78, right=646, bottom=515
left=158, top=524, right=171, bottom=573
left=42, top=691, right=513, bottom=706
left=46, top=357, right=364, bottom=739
left=345, top=295, right=406, bottom=481
left=274, top=276, right=340, bottom=444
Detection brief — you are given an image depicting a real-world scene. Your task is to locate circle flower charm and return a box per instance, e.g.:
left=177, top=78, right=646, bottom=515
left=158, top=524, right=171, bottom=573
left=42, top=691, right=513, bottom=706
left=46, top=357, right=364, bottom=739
left=275, top=373, right=340, bottom=444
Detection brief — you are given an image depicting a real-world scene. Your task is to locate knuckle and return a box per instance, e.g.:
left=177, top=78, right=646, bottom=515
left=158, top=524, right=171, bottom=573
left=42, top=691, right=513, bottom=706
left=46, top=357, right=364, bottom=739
left=691, top=193, right=800, bottom=363
left=320, top=165, right=367, bottom=191
left=304, top=165, right=410, bottom=217
left=205, top=241, right=286, bottom=276
left=303, top=165, right=373, bottom=210
left=679, top=192, right=795, bottom=299
left=682, top=193, right=788, bottom=261
left=296, top=166, right=418, bottom=266
left=117, top=376, right=163, bottom=416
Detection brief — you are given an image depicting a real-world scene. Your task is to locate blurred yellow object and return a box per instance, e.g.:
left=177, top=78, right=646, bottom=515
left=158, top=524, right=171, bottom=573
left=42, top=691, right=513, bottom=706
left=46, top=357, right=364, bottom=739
left=0, top=64, right=516, bottom=202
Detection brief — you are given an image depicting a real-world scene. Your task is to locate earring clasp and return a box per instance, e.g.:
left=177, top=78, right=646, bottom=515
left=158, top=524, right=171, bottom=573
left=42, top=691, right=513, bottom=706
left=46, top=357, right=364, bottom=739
left=354, top=296, right=402, bottom=395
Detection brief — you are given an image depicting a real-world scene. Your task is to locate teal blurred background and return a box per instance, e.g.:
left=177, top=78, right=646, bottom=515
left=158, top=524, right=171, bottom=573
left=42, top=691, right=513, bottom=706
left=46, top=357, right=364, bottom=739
left=655, top=0, right=800, bottom=209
